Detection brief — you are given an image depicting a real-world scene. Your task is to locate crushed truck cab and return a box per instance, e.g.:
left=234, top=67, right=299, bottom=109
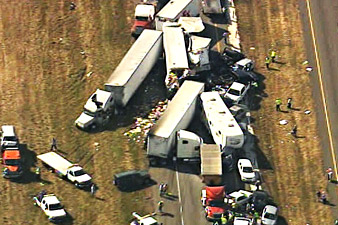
left=34, top=192, right=67, bottom=223
left=2, top=147, right=23, bottom=179
left=75, top=89, right=114, bottom=130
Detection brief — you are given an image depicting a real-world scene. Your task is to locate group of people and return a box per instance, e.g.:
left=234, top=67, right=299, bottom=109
left=265, top=50, right=277, bottom=70
left=275, top=97, right=293, bottom=112
left=316, top=190, right=328, bottom=204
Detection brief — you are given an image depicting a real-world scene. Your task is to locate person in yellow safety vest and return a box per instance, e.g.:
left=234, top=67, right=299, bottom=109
left=270, top=50, right=277, bottom=62
left=221, top=214, right=227, bottom=225
left=275, top=98, right=282, bottom=112
left=265, top=56, right=271, bottom=70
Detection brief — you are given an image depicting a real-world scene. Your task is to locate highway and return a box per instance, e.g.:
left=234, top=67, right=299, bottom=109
left=299, top=0, right=338, bottom=214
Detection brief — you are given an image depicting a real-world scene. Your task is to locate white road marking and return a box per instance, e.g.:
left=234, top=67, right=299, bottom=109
left=306, top=0, right=338, bottom=178
left=175, top=169, right=185, bottom=225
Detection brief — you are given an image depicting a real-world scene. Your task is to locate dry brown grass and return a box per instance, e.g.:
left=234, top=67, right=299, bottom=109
left=0, top=0, right=153, bottom=224
left=235, top=0, right=332, bottom=224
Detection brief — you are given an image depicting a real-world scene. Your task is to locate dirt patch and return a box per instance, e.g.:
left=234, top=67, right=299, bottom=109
left=235, top=0, right=332, bottom=224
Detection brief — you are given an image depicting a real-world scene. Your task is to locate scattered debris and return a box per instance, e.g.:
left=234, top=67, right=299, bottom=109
left=304, top=110, right=311, bottom=115
left=250, top=47, right=255, bottom=50
left=302, top=60, right=309, bottom=65
left=306, top=66, right=313, bottom=72
left=86, top=71, right=93, bottom=77
left=279, top=120, right=288, bottom=125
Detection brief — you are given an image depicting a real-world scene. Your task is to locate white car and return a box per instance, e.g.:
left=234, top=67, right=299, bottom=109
left=237, top=158, right=256, bottom=183
left=262, top=205, right=278, bottom=225
left=234, top=217, right=253, bottom=225
left=0, top=125, right=19, bottom=149
left=225, top=82, right=250, bottom=103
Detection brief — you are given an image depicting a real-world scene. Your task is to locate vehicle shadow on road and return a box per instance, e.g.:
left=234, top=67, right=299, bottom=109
left=249, top=134, right=274, bottom=170
left=248, top=72, right=268, bottom=111
left=277, top=215, right=289, bottom=225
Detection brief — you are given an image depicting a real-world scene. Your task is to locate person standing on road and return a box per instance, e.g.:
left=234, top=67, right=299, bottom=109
left=275, top=98, right=282, bottom=112
left=158, top=201, right=164, bottom=213
left=35, top=166, right=41, bottom=181
left=163, top=183, right=168, bottom=196
left=159, top=183, right=164, bottom=196
left=316, top=190, right=322, bottom=201
left=287, top=98, right=293, bottom=109
left=265, top=56, right=271, bottom=70
left=50, top=138, right=58, bottom=151
left=255, top=180, right=261, bottom=191
left=327, top=167, right=333, bottom=181
left=321, top=192, right=327, bottom=204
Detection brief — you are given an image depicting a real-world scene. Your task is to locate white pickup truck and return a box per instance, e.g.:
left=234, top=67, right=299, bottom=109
left=37, top=152, right=92, bottom=188
left=33, top=191, right=67, bottom=223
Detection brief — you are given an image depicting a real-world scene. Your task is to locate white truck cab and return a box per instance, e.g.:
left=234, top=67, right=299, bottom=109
left=233, top=58, right=254, bottom=72
left=75, top=89, right=114, bottom=129
left=225, top=82, right=250, bottom=103
left=176, top=130, right=203, bottom=161
left=131, top=212, right=158, bottom=225
left=34, top=193, right=67, bottom=223
left=66, top=165, right=92, bottom=185
left=234, top=217, right=253, bottom=225
left=0, top=125, right=19, bottom=149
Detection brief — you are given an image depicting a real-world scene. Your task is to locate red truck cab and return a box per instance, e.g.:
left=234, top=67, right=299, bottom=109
left=131, top=3, right=156, bottom=37
left=2, top=148, right=23, bottom=178
left=201, top=186, right=227, bottom=221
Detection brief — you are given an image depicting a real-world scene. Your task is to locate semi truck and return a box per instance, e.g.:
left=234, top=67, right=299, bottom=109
left=163, top=26, right=189, bottom=89
left=201, top=0, right=224, bottom=15
left=155, top=0, right=200, bottom=31
left=37, top=152, right=92, bottom=188
left=75, top=29, right=163, bottom=130
left=147, top=80, right=204, bottom=165
left=131, top=0, right=158, bottom=37
left=200, top=144, right=222, bottom=185
left=200, top=92, right=244, bottom=149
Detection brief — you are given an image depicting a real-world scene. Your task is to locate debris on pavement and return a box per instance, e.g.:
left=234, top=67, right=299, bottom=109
left=279, top=120, right=288, bottom=125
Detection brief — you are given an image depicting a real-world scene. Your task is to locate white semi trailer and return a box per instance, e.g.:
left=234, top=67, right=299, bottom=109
left=147, top=80, right=205, bottom=165
left=155, top=0, right=200, bottom=31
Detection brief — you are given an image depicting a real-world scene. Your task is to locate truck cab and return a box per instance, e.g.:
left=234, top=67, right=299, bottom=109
left=0, top=125, right=19, bottom=149
left=66, top=166, right=92, bottom=188
left=75, top=89, right=114, bottom=130
left=2, top=148, right=23, bottom=178
left=233, top=58, right=254, bottom=72
left=131, top=2, right=156, bottom=37
left=34, top=193, right=67, bottom=223
left=176, top=130, right=203, bottom=162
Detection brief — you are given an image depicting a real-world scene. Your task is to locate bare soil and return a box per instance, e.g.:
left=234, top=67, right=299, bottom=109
left=235, top=0, right=332, bottom=224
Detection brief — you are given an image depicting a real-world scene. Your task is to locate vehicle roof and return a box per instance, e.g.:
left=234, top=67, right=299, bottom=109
left=1, top=125, right=16, bottom=136
left=264, top=205, right=277, bottom=214
left=3, top=150, right=20, bottom=159
left=189, top=35, right=211, bottom=51
left=84, top=89, right=112, bottom=113
left=204, top=186, right=225, bottom=199
left=177, top=130, right=201, bottom=142
left=238, top=158, right=253, bottom=167
left=135, top=4, right=155, bottom=18
left=157, top=0, right=194, bottom=19
left=114, top=170, right=148, bottom=178
left=229, top=190, right=253, bottom=198
left=105, top=29, right=162, bottom=87
left=230, top=82, right=245, bottom=91
left=140, top=217, right=158, bottom=224
left=178, top=17, right=205, bottom=33
left=148, top=81, right=204, bottom=138
left=163, top=26, right=189, bottom=70
left=37, top=152, right=73, bottom=174
left=200, top=92, right=244, bottom=137
left=44, top=195, right=61, bottom=205
left=234, top=217, right=251, bottom=225
left=236, top=58, right=253, bottom=67
left=200, top=144, right=222, bottom=175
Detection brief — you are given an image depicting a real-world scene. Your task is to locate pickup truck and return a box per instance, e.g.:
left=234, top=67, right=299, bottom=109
left=33, top=191, right=67, bottom=223
left=0, top=125, right=19, bottom=150
left=37, top=152, right=92, bottom=188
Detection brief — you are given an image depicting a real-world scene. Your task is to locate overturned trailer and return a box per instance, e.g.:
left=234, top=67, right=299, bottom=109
left=147, top=81, right=204, bottom=165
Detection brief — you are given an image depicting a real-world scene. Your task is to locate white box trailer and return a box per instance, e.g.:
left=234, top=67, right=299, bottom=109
left=155, top=0, right=200, bottom=31
left=147, top=80, right=204, bottom=165
left=37, top=152, right=92, bottom=188
left=163, top=26, right=189, bottom=86
left=104, top=29, right=163, bottom=109
left=200, top=92, right=244, bottom=149
left=200, top=144, right=222, bottom=185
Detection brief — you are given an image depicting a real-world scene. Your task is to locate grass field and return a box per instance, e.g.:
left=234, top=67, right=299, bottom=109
left=235, top=0, right=332, bottom=224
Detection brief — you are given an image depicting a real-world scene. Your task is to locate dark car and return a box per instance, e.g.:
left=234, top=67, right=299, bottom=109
left=113, top=170, right=151, bottom=190
left=250, top=191, right=272, bottom=213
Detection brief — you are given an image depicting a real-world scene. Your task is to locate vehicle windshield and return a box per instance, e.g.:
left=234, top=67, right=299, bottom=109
left=243, top=167, right=253, bottom=173
left=83, top=109, right=96, bottom=117
left=264, top=212, right=276, bottom=220
left=74, top=169, right=85, bottom=176
left=209, top=200, right=224, bottom=207
left=228, top=89, right=240, bottom=96
left=3, top=136, right=17, bottom=142
left=49, top=203, right=63, bottom=211
left=135, top=16, right=149, bottom=21
left=5, top=159, right=20, bottom=165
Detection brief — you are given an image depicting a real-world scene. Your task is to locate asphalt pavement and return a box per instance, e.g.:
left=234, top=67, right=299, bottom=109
left=299, top=0, right=338, bottom=217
